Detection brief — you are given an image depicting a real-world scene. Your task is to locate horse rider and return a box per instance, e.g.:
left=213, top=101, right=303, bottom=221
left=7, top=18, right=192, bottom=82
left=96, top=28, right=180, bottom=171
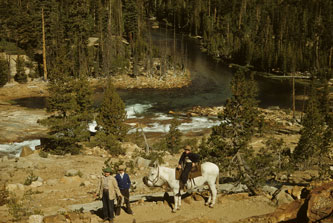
left=177, top=145, right=200, bottom=190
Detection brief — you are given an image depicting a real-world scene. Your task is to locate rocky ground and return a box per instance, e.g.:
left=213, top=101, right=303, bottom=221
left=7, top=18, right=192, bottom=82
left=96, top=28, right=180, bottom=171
left=0, top=78, right=332, bottom=223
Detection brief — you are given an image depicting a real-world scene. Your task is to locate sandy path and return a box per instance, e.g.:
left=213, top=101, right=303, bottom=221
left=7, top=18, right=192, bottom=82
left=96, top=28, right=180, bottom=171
left=104, top=193, right=275, bottom=223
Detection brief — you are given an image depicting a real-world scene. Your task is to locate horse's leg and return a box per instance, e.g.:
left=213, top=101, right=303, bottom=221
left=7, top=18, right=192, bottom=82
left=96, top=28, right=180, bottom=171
left=172, top=189, right=180, bottom=213
left=177, top=192, right=182, bottom=210
left=205, top=187, right=212, bottom=206
left=207, top=182, right=217, bottom=208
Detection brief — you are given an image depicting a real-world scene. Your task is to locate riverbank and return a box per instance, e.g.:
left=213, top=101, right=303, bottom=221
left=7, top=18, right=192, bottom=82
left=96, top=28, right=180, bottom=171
left=0, top=70, right=191, bottom=101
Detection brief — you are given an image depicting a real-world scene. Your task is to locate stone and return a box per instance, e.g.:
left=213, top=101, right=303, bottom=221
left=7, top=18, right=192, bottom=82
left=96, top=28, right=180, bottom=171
left=65, top=212, right=90, bottom=223
left=46, top=179, right=58, bottom=186
left=121, top=142, right=141, bottom=153
left=90, top=175, right=97, bottom=180
left=1, top=156, right=8, bottom=162
left=82, top=181, right=91, bottom=186
left=6, top=183, right=24, bottom=192
left=271, top=199, right=305, bottom=222
left=17, top=183, right=25, bottom=190
left=262, top=185, right=278, bottom=197
left=6, top=184, right=18, bottom=192
left=218, top=183, right=248, bottom=193
left=30, top=181, right=43, bottom=188
left=307, top=182, right=333, bottom=222
left=274, top=190, right=294, bottom=206
left=290, top=185, right=305, bottom=200
left=136, top=157, right=151, bottom=168
left=67, top=201, right=102, bottom=212
left=28, top=214, right=43, bottom=223
left=65, top=169, right=79, bottom=176
left=20, top=146, right=34, bottom=157
left=60, top=176, right=82, bottom=184
left=43, top=214, right=67, bottom=223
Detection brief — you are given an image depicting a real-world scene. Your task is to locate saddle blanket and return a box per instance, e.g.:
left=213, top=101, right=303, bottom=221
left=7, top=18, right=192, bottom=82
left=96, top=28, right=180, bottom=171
left=175, top=164, right=202, bottom=180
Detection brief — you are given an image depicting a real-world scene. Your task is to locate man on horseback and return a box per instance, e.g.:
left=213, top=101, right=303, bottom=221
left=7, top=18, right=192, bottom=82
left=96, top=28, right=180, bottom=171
left=177, top=145, right=200, bottom=191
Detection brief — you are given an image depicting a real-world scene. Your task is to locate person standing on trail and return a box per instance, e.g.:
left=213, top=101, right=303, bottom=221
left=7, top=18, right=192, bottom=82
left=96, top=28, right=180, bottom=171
left=115, top=164, right=133, bottom=214
left=177, top=145, right=200, bottom=190
left=96, top=167, right=122, bottom=223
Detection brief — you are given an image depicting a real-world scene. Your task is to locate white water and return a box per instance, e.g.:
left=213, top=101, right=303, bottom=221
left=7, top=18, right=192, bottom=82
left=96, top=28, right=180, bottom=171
left=0, top=139, right=40, bottom=157
left=1, top=103, right=220, bottom=157
left=126, top=103, right=153, bottom=119
left=126, top=103, right=221, bottom=134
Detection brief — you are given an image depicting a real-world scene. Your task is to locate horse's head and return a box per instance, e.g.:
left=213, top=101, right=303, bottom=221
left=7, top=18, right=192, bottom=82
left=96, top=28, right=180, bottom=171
left=143, top=164, right=165, bottom=187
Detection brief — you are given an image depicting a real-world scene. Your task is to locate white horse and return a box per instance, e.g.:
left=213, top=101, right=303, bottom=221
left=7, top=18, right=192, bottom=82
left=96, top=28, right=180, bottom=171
left=143, top=162, right=219, bottom=212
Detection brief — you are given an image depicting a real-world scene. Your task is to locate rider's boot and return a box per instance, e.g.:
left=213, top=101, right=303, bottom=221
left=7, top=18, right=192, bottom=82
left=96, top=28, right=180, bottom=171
left=182, top=184, right=187, bottom=193
left=177, top=182, right=183, bottom=195
left=180, top=181, right=187, bottom=192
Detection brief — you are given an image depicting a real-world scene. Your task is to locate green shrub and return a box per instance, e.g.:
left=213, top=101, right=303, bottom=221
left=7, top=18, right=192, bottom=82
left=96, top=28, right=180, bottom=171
left=165, top=119, right=182, bottom=154
left=0, top=57, right=9, bottom=87
left=24, top=171, right=38, bottom=186
left=93, top=132, right=124, bottom=156
left=7, top=190, right=43, bottom=221
left=14, top=55, right=27, bottom=84
left=38, top=150, right=49, bottom=158
left=0, top=184, right=9, bottom=206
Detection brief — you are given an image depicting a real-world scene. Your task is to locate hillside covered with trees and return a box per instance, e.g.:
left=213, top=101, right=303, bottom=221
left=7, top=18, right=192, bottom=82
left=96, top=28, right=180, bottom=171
left=0, top=0, right=332, bottom=81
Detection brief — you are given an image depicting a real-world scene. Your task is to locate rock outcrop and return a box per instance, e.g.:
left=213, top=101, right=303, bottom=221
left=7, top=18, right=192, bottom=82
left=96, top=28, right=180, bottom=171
left=237, top=181, right=333, bottom=223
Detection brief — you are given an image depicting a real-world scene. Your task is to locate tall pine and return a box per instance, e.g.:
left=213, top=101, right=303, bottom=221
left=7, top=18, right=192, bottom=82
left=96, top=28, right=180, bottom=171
left=95, top=78, right=127, bottom=155
left=201, top=67, right=261, bottom=191
left=293, top=80, right=326, bottom=169
left=40, top=44, right=93, bottom=155
left=0, top=56, right=9, bottom=87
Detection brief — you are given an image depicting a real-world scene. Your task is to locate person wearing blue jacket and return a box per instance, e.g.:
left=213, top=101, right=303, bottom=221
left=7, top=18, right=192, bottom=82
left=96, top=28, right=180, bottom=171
left=115, top=164, right=133, bottom=214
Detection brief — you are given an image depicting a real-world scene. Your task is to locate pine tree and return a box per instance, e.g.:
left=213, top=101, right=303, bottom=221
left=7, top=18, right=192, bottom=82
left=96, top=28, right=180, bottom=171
left=165, top=119, right=182, bottom=154
left=0, top=56, right=9, bottom=87
left=95, top=78, right=127, bottom=154
left=248, top=137, right=291, bottom=185
left=14, top=55, right=27, bottom=84
left=66, top=0, right=91, bottom=76
left=200, top=67, right=261, bottom=191
left=293, top=81, right=326, bottom=169
left=40, top=45, right=93, bottom=155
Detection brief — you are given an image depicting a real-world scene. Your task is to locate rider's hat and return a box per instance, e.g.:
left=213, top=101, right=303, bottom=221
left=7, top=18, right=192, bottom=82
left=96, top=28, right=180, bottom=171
left=184, top=145, right=191, bottom=151
left=119, top=164, right=126, bottom=170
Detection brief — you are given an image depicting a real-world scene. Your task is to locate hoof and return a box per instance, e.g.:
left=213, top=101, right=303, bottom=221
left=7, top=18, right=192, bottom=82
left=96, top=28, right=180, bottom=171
left=209, top=204, right=214, bottom=208
left=205, top=203, right=209, bottom=206
left=172, top=209, right=177, bottom=213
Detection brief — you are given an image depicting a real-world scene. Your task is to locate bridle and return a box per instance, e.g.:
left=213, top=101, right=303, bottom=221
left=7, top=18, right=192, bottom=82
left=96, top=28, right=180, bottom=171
left=147, top=166, right=161, bottom=186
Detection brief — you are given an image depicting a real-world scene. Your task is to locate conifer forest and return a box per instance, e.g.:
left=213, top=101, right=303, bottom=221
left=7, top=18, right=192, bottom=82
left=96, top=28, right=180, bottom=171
left=0, top=0, right=332, bottom=80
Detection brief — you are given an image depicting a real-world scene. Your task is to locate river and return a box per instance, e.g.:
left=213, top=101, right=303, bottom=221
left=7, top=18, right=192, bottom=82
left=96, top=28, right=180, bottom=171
left=0, top=29, right=304, bottom=156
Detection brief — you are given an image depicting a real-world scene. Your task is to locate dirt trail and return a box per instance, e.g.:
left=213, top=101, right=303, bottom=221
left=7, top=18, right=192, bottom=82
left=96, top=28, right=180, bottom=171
left=112, top=193, right=275, bottom=223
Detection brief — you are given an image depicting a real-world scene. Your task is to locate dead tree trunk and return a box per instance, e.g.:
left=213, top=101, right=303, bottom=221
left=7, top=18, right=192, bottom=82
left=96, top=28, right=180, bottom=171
left=42, top=8, right=47, bottom=81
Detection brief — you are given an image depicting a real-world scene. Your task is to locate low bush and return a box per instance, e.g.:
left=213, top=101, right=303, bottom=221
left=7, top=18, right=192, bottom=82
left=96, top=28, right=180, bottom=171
left=0, top=184, right=9, bottom=206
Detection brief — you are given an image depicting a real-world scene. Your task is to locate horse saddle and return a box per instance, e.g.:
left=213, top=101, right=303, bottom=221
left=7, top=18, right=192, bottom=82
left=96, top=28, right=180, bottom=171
left=175, top=163, right=202, bottom=180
